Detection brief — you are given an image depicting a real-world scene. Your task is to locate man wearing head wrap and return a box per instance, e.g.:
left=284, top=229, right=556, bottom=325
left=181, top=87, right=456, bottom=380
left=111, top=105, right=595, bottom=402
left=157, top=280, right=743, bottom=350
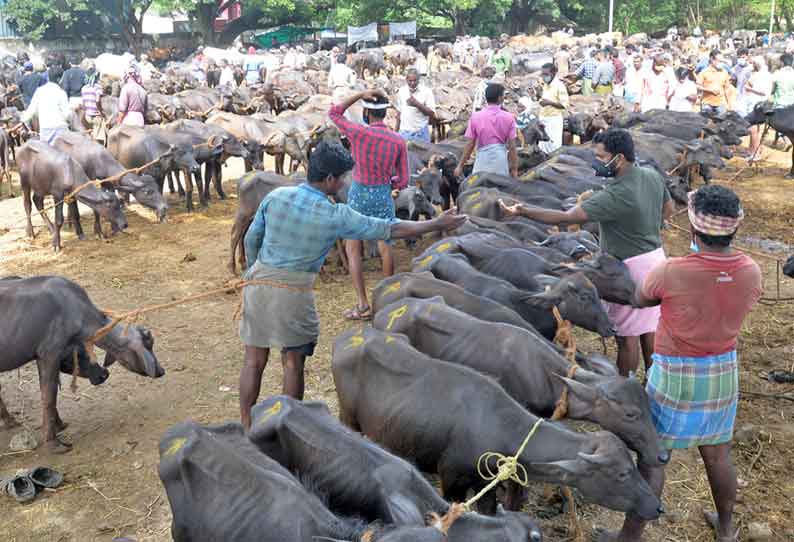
left=597, top=185, right=761, bottom=542
left=329, top=89, right=410, bottom=321
left=117, top=65, right=147, bottom=127
left=238, top=141, right=464, bottom=427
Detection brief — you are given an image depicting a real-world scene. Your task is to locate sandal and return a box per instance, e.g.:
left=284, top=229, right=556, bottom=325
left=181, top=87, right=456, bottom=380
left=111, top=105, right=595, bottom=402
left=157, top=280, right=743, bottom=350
left=344, top=305, right=373, bottom=321
left=28, top=467, right=63, bottom=489
left=4, top=475, right=37, bottom=503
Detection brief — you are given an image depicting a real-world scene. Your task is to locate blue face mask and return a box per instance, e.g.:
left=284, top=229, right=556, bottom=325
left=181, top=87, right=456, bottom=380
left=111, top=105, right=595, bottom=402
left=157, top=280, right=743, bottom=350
left=690, top=239, right=700, bottom=253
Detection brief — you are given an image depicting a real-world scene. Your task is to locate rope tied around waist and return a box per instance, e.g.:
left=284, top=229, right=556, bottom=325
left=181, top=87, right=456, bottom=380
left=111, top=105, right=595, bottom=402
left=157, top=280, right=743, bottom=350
left=463, top=417, right=544, bottom=511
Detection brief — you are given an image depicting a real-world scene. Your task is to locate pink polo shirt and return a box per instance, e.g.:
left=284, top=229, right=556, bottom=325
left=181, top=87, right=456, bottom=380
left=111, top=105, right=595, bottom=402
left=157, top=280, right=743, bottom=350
left=464, top=104, right=517, bottom=148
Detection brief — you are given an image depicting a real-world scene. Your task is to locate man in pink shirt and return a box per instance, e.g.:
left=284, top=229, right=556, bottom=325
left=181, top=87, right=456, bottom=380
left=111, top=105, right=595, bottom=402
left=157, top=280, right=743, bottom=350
left=454, top=83, right=518, bottom=179
left=597, top=185, right=761, bottom=542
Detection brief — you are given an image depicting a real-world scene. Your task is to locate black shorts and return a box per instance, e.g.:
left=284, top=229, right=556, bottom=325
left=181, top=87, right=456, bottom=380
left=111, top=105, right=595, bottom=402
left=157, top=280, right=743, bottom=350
left=282, top=342, right=316, bottom=357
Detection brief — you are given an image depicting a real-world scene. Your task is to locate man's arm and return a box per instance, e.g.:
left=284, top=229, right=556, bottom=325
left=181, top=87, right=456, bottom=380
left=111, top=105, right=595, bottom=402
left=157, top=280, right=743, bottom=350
left=394, top=140, right=410, bottom=190
left=329, top=89, right=384, bottom=138
left=500, top=199, right=590, bottom=225
left=632, top=262, right=666, bottom=308
left=390, top=209, right=466, bottom=239
left=243, top=202, right=267, bottom=270
left=453, top=136, right=477, bottom=178
left=337, top=205, right=465, bottom=242
left=662, top=198, right=675, bottom=221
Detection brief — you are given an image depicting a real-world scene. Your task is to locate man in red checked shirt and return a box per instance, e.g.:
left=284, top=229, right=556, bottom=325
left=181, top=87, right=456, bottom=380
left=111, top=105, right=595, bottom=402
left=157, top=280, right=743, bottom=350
left=329, top=88, right=410, bottom=321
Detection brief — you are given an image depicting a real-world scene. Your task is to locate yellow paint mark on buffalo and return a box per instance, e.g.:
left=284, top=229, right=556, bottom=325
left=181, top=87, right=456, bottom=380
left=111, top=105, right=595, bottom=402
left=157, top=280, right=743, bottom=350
left=386, top=305, right=408, bottom=330
left=257, top=400, right=283, bottom=425
left=467, top=174, right=479, bottom=186
left=345, top=335, right=364, bottom=349
left=472, top=202, right=482, bottom=210
left=385, top=335, right=395, bottom=343
left=435, top=242, right=452, bottom=253
left=468, top=190, right=481, bottom=201
left=163, top=437, right=187, bottom=457
left=416, top=255, right=433, bottom=268
left=383, top=281, right=401, bottom=294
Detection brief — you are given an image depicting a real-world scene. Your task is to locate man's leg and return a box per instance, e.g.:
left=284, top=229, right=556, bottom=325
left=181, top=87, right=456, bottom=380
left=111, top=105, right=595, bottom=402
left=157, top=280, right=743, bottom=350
left=597, top=458, right=668, bottom=542
left=700, top=443, right=737, bottom=540
left=615, top=335, right=640, bottom=377
left=281, top=350, right=307, bottom=400
left=378, top=240, right=395, bottom=278
left=345, top=239, right=371, bottom=313
left=640, top=332, right=656, bottom=373
left=239, top=345, right=270, bottom=429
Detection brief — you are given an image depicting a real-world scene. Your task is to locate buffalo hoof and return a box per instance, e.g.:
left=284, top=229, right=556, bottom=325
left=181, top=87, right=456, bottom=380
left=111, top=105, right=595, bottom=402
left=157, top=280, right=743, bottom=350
left=591, top=528, right=625, bottom=542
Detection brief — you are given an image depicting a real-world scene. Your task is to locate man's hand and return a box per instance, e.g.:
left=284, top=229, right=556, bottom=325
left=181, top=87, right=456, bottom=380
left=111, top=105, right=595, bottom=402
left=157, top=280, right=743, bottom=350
left=406, top=95, right=420, bottom=108
left=499, top=199, right=524, bottom=217
left=361, top=88, right=387, bottom=102
left=391, top=189, right=400, bottom=199
left=433, top=208, right=467, bottom=231
left=510, top=168, right=519, bottom=178
left=453, top=165, right=464, bottom=179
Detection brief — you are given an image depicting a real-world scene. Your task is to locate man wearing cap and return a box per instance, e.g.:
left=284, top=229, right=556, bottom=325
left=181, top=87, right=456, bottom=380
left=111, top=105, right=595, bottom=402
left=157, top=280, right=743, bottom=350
left=18, top=62, right=44, bottom=108
left=238, top=141, right=465, bottom=427
left=596, top=185, right=760, bottom=542
left=395, top=68, right=436, bottom=143
left=329, top=89, right=410, bottom=321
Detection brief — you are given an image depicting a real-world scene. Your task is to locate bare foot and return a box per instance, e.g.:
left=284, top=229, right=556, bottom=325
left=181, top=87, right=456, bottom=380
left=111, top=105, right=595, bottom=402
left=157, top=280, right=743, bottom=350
left=592, top=528, right=621, bottom=542
left=703, top=510, right=738, bottom=542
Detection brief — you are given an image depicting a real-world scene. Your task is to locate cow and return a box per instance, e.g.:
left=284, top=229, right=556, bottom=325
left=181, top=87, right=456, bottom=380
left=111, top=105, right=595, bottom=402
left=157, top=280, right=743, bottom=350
left=412, top=252, right=615, bottom=339
left=52, top=132, right=168, bottom=222
left=332, top=327, right=664, bottom=518
left=373, top=297, right=669, bottom=467
left=107, top=126, right=201, bottom=209
left=229, top=171, right=301, bottom=274
left=0, top=276, right=163, bottom=452
left=248, top=396, right=543, bottom=541
left=17, top=141, right=127, bottom=252
left=745, top=102, right=794, bottom=177
left=159, top=421, right=456, bottom=542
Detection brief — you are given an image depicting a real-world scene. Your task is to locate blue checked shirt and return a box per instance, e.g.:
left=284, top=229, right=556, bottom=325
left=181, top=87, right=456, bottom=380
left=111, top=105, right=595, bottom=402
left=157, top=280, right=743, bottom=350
left=244, top=183, right=398, bottom=273
left=576, top=59, right=598, bottom=80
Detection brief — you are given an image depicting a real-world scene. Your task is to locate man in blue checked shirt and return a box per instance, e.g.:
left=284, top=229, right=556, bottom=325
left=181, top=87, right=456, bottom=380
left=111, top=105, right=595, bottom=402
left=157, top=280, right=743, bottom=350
left=576, top=49, right=599, bottom=96
left=237, top=141, right=465, bottom=429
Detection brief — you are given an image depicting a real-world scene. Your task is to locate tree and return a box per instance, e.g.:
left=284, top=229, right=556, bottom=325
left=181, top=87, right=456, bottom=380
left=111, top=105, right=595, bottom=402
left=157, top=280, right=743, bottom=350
left=3, top=0, right=90, bottom=41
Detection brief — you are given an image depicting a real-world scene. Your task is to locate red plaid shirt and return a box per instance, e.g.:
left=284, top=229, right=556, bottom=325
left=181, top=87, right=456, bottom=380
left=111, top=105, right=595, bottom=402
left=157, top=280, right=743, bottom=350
left=329, top=104, right=409, bottom=189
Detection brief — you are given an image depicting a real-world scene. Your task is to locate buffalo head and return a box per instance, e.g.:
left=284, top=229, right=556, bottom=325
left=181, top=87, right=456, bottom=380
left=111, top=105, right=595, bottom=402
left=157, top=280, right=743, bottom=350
left=526, top=273, right=616, bottom=337
left=104, top=325, right=164, bottom=378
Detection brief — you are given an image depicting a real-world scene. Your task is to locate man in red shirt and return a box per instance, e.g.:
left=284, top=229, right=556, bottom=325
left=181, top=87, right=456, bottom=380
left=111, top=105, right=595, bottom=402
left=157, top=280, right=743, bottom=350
left=597, top=185, right=761, bottom=542
left=329, top=89, right=409, bottom=320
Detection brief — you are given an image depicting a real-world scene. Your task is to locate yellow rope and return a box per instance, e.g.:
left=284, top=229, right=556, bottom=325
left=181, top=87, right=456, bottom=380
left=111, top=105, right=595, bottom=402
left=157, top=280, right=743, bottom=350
left=463, top=417, right=544, bottom=511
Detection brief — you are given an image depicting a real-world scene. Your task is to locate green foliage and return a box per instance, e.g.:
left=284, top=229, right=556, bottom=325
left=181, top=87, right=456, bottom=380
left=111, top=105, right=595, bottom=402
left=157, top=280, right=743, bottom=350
left=3, top=0, right=91, bottom=40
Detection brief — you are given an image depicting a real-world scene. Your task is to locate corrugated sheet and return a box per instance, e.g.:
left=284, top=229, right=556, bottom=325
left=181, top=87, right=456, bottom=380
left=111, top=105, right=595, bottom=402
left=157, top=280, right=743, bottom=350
left=0, top=0, right=20, bottom=39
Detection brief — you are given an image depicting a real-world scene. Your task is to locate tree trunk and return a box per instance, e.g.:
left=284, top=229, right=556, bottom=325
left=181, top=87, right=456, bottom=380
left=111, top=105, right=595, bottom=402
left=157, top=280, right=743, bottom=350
left=454, top=10, right=466, bottom=35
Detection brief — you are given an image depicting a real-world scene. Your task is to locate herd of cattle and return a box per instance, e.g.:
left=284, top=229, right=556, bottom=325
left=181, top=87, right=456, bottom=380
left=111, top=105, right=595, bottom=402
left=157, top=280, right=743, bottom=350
left=0, top=37, right=784, bottom=541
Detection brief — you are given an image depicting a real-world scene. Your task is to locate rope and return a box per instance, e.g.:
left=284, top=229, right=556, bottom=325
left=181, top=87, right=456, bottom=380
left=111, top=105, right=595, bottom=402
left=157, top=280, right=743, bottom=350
left=84, top=278, right=313, bottom=350
left=666, top=148, right=688, bottom=176
left=463, top=417, right=544, bottom=511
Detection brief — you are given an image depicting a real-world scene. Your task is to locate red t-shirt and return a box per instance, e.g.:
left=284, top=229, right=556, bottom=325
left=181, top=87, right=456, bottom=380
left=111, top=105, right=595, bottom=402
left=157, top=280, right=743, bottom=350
left=641, top=252, right=762, bottom=357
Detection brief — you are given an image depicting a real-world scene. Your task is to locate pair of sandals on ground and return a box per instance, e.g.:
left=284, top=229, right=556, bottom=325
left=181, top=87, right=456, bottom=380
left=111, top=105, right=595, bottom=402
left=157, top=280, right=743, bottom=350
left=344, top=304, right=373, bottom=321
left=3, top=466, right=63, bottom=503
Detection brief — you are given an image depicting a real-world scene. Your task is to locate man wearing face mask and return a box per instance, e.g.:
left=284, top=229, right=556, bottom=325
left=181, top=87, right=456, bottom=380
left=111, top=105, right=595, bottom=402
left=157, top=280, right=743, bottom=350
left=732, top=48, right=753, bottom=116
left=697, top=50, right=734, bottom=114
left=239, top=141, right=465, bottom=428
left=640, top=56, right=671, bottom=112
left=500, top=128, right=674, bottom=378
left=597, top=185, right=761, bottom=542
left=536, top=62, right=568, bottom=154
left=329, top=89, right=410, bottom=321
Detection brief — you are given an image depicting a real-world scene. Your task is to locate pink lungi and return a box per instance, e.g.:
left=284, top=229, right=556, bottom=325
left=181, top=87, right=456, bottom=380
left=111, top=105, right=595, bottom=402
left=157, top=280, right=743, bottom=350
left=604, top=247, right=666, bottom=336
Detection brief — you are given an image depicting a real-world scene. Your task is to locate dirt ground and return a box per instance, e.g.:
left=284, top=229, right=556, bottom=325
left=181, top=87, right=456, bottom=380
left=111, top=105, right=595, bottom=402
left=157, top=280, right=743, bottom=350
left=1, top=147, right=793, bottom=542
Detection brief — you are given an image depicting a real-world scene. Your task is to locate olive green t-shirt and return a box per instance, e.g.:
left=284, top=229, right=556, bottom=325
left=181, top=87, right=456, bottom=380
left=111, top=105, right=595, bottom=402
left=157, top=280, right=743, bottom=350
left=580, top=166, right=670, bottom=261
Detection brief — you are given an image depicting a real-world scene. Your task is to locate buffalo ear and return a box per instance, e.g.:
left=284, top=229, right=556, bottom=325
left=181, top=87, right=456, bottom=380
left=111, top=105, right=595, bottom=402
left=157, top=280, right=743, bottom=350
left=556, top=375, right=599, bottom=405
left=531, top=459, right=581, bottom=481
left=523, top=289, right=561, bottom=309
left=103, top=351, right=117, bottom=367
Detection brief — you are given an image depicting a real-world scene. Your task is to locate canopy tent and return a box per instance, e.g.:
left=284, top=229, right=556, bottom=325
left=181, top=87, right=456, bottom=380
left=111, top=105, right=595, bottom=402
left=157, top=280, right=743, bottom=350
left=254, top=26, right=318, bottom=48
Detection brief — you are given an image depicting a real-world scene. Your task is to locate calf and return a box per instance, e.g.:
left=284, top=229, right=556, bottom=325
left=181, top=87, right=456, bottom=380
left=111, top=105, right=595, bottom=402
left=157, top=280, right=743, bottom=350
left=413, top=252, right=615, bottom=338
left=0, top=276, right=163, bottom=452
left=17, top=141, right=127, bottom=252
left=373, top=297, right=668, bottom=467
left=332, top=327, right=663, bottom=518
left=229, top=171, right=300, bottom=274
left=248, top=396, right=543, bottom=541
left=160, top=421, right=449, bottom=542
left=53, top=132, right=168, bottom=222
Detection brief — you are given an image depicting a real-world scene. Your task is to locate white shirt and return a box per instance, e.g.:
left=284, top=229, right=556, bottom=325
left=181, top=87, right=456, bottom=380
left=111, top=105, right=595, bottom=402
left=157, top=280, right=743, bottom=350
left=328, top=63, right=356, bottom=89
left=219, top=66, right=236, bottom=87
left=473, top=79, right=490, bottom=112
left=624, top=66, right=644, bottom=97
left=282, top=51, right=296, bottom=69
left=641, top=69, right=671, bottom=112
left=413, top=54, right=428, bottom=75
left=396, top=85, right=436, bottom=132
left=668, top=79, right=697, bottom=112
left=21, top=82, right=70, bottom=130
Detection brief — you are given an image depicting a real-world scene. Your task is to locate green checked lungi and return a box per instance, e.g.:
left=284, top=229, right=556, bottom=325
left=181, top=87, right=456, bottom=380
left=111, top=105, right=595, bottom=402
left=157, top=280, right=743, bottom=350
left=646, top=350, right=738, bottom=450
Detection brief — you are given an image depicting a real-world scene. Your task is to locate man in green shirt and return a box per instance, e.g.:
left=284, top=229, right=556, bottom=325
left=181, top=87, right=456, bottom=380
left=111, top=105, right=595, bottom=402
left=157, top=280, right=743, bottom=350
left=501, top=128, right=674, bottom=377
left=772, top=52, right=794, bottom=108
